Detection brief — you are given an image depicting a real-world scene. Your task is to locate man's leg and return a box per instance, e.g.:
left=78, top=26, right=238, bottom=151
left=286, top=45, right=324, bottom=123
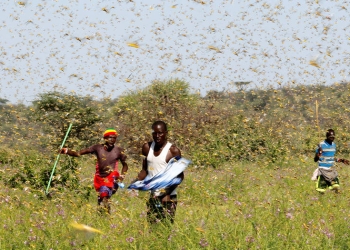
left=98, top=186, right=112, bottom=214
left=146, top=196, right=164, bottom=223
left=329, top=176, right=340, bottom=192
left=112, top=181, right=119, bottom=194
left=316, top=175, right=329, bottom=193
left=162, top=195, right=178, bottom=224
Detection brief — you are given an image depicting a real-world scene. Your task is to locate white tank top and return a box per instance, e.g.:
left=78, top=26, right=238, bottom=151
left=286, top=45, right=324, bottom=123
left=147, top=141, right=177, bottom=196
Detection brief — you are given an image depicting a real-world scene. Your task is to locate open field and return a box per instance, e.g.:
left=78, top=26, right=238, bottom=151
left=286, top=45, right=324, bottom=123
left=2, top=157, right=350, bottom=249
left=2, top=81, right=350, bottom=249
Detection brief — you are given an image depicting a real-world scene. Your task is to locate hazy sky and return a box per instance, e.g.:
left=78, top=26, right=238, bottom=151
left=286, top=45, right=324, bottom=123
left=1, top=0, right=349, bottom=104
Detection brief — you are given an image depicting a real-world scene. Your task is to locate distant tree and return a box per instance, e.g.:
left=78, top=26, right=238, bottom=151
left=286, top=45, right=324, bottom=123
left=233, top=81, right=251, bottom=91
left=205, top=90, right=227, bottom=100
left=246, top=90, right=269, bottom=111
left=112, top=79, right=200, bottom=155
left=0, top=98, right=8, bottom=105
left=32, top=91, right=103, bottom=150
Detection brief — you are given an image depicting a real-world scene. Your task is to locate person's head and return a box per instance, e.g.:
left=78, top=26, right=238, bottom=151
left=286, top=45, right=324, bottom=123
left=151, top=121, right=168, bottom=145
left=326, top=129, right=335, bottom=142
left=103, top=128, right=118, bottom=147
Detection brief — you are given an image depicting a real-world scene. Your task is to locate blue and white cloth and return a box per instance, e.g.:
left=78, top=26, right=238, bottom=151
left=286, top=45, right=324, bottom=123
left=128, top=156, right=191, bottom=191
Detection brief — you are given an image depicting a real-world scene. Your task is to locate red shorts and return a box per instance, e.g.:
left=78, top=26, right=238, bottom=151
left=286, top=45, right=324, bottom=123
left=93, top=171, right=120, bottom=191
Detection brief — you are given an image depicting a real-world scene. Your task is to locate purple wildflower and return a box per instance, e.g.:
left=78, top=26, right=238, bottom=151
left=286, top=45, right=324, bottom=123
left=234, top=200, right=242, bottom=206
left=126, top=237, right=135, bottom=243
left=322, top=228, right=334, bottom=239
left=199, top=238, right=209, bottom=248
left=245, top=214, right=252, bottom=219
left=245, top=235, right=255, bottom=243
left=286, top=212, right=293, bottom=219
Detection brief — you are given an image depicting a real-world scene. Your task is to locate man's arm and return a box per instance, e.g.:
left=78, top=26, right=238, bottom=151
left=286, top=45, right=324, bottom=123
left=335, top=158, right=350, bottom=165
left=314, top=146, right=322, bottom=162
left=137, top=158, right=148, bottom=181
left=134, top=142, right=150, bottom=181
left=119, top=150, right=128, bottom=181
left=162, top=145, right=183, bottom=199
left=314, top=152, right=320, bottom=162
left=60, top=147, right=91, bottom=157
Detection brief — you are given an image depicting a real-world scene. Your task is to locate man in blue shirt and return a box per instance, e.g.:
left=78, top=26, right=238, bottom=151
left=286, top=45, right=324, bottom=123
left=314, top=129, right=349, bottom=193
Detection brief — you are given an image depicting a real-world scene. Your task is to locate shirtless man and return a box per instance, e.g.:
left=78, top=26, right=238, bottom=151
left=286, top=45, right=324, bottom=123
left=60, top=128, right=128, bottom=213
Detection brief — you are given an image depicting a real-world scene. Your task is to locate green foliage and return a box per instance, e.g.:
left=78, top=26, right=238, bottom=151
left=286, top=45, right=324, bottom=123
left=1, top=158, right=350, bottom=249
left=32, top=91, right=103, bottom=149
left=0, top=147, right=14, bottom=165
left=2, top=80, right=350, bottom=248
left=0, top=149, right=82, bottom=193
left=1, top=80, right=350, bottom=192
left=3, top=80, right=349, bottom=168
left=0, top=97, right=8, bottom=105
left=112, top=78, right=200, bottom=156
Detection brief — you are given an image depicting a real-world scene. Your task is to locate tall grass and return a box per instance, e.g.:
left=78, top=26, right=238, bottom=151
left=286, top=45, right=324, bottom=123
left=1, top=157, right=350, bottom=249
left=2, top=81, right=350, bottom=249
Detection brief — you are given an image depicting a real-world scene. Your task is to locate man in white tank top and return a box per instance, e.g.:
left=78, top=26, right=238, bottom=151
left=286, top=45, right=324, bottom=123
left=136, top=121, right=183, bottom=224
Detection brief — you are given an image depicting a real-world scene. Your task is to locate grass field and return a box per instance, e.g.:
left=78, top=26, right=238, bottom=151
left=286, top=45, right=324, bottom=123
left=2, top=156, right=350, bottom=250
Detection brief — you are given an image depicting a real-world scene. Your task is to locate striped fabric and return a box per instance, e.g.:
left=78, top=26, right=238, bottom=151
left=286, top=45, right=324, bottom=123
left=128, top=156, right=191, bottom=191
left=316, top=140, right=336, bottom=168
left=103, top=128, right=118, bottom=137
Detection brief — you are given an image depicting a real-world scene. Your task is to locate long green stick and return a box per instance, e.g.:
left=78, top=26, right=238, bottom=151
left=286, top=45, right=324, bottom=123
left=45, top=123, right=73, bottom=195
